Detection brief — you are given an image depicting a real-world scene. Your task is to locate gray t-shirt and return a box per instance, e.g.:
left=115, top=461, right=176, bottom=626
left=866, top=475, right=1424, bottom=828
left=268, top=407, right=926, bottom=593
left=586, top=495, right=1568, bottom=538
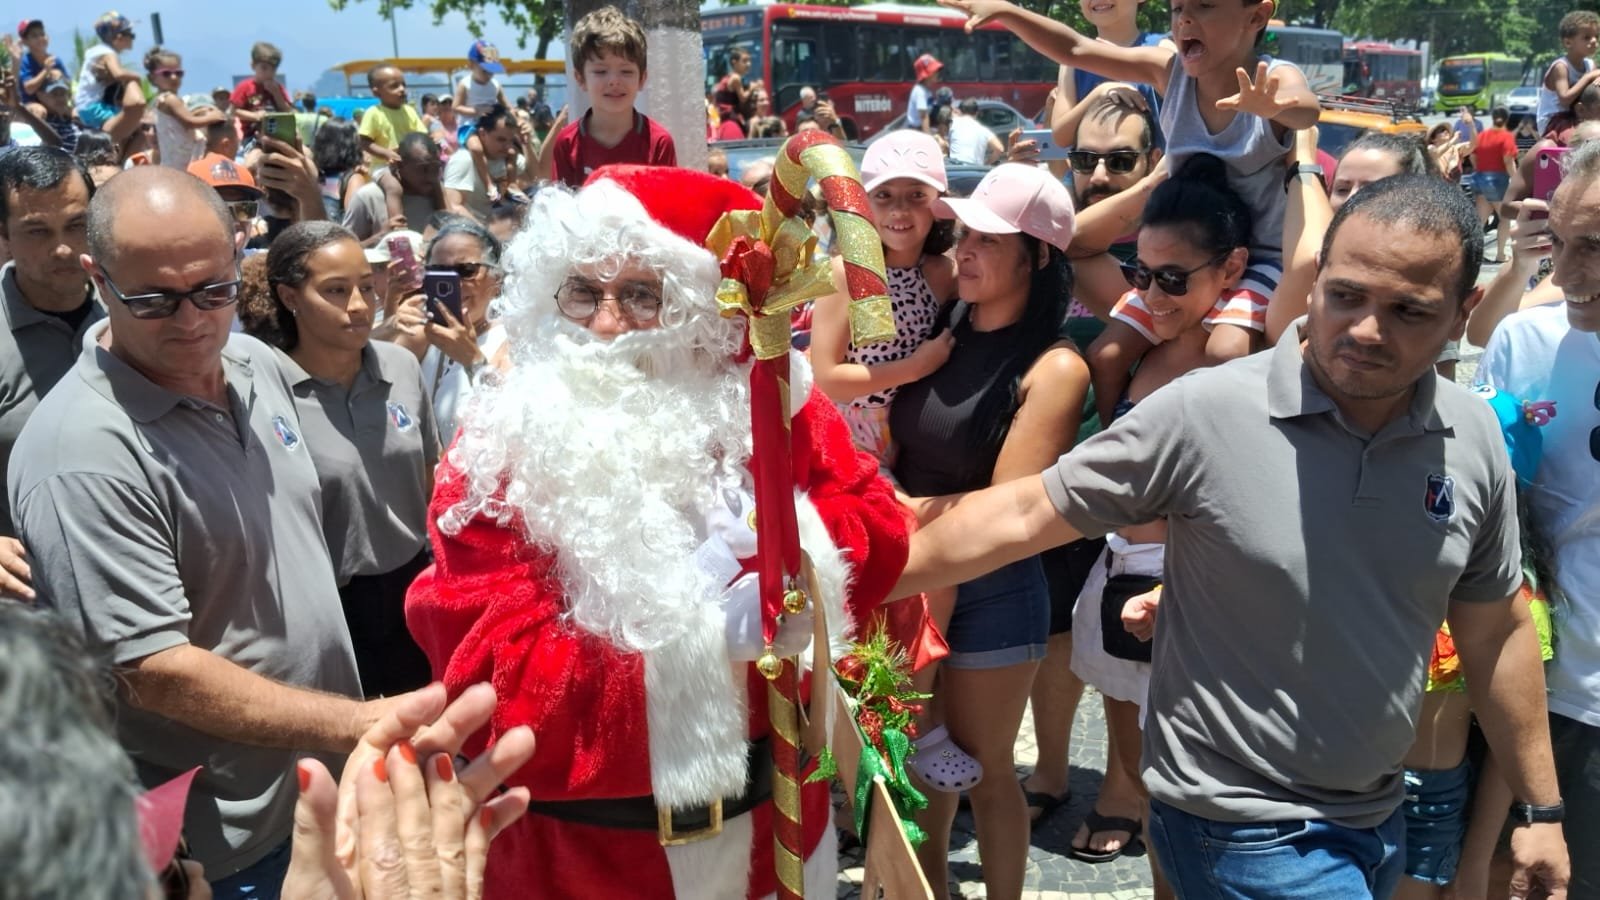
left=1042, top=320, right=1522, bottom=826
left=0, top=263, right=104, bottom=535
left=276, top=342, right=439, bottom=582
left=341, top=182, right=441, bottom=242
left=1160, top=56, right=1295, bottom=256
left=8, top=323, right=360, bottom=877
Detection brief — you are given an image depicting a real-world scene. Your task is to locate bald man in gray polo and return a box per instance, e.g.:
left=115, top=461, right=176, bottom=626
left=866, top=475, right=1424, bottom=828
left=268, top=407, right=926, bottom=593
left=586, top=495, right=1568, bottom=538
left=7, top=167, right=403, bottom=891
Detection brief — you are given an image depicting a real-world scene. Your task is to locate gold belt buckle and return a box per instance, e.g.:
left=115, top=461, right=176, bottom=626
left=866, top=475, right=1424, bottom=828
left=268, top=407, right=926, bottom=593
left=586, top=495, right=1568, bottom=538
left=657, top=798, right=723, bottom=846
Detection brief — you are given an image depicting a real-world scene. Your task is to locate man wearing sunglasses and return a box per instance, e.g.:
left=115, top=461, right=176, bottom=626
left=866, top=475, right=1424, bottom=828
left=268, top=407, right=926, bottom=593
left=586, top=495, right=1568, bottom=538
left=1478, top=138, right=1600, bottom=896
left=6, top=166, right=422, bottom=897
left=0, top=147, right=101, bottom=603
left=895, top=174, right=1571, bottom=897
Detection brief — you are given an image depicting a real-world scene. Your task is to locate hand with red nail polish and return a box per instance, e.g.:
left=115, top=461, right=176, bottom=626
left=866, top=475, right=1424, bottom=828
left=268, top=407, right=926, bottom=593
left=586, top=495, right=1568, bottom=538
left=280, top=683, right=535, bottom=900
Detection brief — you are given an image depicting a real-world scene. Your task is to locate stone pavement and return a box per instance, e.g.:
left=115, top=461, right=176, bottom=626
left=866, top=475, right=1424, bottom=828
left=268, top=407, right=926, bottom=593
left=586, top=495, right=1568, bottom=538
left=833, top=258, right=1504, bottom=899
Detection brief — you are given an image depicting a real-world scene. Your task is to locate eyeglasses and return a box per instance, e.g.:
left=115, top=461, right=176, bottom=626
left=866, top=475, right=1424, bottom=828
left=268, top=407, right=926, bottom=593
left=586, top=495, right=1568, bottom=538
left=431, top=261, right=498, bottom=280
left=153, top=68, right=185, bottom=79
left=225, top=201, right=257, bottom=225
left=554, top=278, right=663, bottom=323
left=1120, top=250, right=1233, bottom=296
left=1066, top=149, right=1143, bottom=176
left=96, top=265, right=241, bottom=319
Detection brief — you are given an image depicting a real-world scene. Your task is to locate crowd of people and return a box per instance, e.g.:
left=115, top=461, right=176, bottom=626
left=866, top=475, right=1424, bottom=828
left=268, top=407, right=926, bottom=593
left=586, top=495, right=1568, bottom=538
left=0, top=1, right=1596, bottom=899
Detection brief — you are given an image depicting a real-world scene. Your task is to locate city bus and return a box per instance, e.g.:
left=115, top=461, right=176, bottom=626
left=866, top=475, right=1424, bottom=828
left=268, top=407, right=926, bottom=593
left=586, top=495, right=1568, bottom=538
left=702, top=3, right=1055, bottom=139
left=1262, top=24, right=1344, bottom=94
left=1342, top=42, right=1424, bottom=110
left=1435, top=52, right=1525, bottom=112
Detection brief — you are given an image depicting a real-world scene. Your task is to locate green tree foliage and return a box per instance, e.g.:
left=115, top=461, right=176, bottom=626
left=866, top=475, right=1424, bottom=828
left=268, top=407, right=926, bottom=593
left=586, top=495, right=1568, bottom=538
left=328, top=0, right=566, bottom=60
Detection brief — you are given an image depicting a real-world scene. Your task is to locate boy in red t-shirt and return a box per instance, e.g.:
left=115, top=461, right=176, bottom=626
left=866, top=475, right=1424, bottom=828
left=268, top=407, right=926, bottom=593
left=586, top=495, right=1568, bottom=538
left=1469, top=107, right=1520, bottom=262
left=551, top=6, right=677, bottom=189
left=228, top=42, right=293, bottom=142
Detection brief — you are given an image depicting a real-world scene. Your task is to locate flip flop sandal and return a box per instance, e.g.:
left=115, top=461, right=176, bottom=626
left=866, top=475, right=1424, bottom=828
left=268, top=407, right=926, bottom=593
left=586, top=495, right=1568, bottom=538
left=1023, top=785, right=1071, bottom=821
left=1068, top=810, right=1143, bottom=863
left=909, top=725, right=984, bottom=792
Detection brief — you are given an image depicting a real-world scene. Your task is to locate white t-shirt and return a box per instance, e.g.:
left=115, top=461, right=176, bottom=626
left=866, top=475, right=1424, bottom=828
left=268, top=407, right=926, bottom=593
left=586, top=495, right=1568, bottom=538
left=907, top=84, right=931, bottom=129
left=75, top=45, right=117, bottom=111
left=947, top=115, right=993, bottom=166
left=1476, top=303, right=1600, bottom=726
left=442, top=150, right=521, bottom=221
left=422, top=325, right=507, bottom=447
left=458, top=76, right=502, bottom=113
left=155, top=96, right=205, bottom=170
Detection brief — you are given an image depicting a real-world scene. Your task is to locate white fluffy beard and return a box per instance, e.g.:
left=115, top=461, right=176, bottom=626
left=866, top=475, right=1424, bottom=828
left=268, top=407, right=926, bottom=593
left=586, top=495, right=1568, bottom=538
left=440, top=318, right=753, bottom=653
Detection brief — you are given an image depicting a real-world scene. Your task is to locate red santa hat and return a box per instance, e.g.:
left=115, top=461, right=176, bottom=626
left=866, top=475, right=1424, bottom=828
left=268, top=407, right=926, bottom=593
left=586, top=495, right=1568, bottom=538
left=583, top=164, right=762, bottom=250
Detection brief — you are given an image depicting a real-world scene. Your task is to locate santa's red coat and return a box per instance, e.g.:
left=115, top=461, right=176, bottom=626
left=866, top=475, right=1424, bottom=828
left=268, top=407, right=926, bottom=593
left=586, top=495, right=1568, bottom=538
left=405, top=386, right=910, bottom=899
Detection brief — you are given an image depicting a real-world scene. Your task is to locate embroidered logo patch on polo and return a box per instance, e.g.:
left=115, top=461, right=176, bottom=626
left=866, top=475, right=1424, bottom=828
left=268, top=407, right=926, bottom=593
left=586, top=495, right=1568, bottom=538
left=1424, top=473, right=1455, bottom=522
left=387, top=402, right=416, bottom=432
left=271, top=415, right=301, bottom=451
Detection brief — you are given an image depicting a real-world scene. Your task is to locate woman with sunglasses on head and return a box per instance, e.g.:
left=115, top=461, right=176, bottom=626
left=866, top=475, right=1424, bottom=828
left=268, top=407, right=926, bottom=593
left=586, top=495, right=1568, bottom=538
left=238, top=221, right=439, bottom=698
left=891, top=163, right=1088, bottom=900
left=144, top=47, right=226, bottom=170
left=1067, top=155, right=1253, bottom=898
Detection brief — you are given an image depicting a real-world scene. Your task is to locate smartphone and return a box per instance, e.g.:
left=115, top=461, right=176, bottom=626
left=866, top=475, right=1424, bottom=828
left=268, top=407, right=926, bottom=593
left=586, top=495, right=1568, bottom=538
left=1532, top=146, right=1568, bottom=206
left=1018, top=128, right=1072, bottom=161
left=423, top=269, right=463, bottom=325
left=261, top=111, right=301, bottom=150
left=386, top=235, right=421, bottom=292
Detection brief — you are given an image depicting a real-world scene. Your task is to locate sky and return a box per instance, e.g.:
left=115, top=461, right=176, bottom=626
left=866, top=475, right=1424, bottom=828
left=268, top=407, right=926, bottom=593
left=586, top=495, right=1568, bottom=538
left=21, top=0, right=566, bottom=101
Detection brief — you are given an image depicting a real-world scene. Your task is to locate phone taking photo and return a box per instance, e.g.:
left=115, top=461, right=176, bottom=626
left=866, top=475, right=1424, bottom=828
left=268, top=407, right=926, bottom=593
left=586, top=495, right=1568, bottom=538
left=424, top=269, right=463, bottom=325
left=1018, top=129, right=1072, bottom=161
left=1532, top=146, right=1568, bottom=207
left=261, top=111, right=301, bottom=151
left=387, top=235, right=421, bottom=293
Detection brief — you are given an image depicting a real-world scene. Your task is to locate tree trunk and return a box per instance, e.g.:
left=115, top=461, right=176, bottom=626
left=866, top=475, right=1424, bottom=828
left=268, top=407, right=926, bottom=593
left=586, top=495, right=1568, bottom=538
left=564, top=0, right=707, bottom=172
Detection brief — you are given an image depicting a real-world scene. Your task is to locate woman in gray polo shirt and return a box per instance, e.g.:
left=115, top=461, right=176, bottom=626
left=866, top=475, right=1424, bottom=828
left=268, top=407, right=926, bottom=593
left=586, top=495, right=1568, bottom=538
left=241, top=222, right=440, bottom=698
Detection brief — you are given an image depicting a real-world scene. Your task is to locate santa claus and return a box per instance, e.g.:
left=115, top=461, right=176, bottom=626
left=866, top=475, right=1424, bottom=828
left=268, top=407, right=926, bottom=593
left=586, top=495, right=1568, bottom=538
left=405, top=165, right=911, bottom=899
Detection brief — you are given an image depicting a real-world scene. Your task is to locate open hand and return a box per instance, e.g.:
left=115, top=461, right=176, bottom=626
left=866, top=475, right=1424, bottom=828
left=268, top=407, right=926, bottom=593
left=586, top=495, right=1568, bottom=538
left=1216, top=61, right=1293, bottom=120
left=937, top=0, right=1016, bottom=32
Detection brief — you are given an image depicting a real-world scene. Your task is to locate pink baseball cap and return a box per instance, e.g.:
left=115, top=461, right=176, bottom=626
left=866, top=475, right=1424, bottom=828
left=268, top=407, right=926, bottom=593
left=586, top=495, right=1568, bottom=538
left=934, top=164, right=1077, bottom=250
left=137, top=766, right=200, bottom=875
left=860, top=131, right=948, bottom=193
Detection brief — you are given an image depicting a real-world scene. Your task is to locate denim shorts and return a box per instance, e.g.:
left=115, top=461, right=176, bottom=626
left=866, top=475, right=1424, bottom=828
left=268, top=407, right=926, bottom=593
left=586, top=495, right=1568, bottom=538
left=1400, top=759, right=1472, bottom=885
left=1470, top=171, right=1511, bottom=202
left=943, top=554, right=1049, bottom=669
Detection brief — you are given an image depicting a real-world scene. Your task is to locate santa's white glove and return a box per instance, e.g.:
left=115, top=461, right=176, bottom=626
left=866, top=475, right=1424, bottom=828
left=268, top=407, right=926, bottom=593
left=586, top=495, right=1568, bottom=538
left=722, top=572, right=814, bottom=662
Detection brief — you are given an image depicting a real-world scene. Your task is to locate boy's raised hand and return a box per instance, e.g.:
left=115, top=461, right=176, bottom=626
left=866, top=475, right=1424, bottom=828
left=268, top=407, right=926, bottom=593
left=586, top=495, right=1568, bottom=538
left=1216, top=61, right=1293, bottom=119
left=937, top=0, right=1016, bottom=32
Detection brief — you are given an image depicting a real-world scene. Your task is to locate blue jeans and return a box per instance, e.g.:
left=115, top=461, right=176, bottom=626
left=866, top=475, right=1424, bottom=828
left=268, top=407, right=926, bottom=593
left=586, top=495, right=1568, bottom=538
left=208, top=840, right=291, bottom=900
left=1148, top=798, right=1405, bottom=899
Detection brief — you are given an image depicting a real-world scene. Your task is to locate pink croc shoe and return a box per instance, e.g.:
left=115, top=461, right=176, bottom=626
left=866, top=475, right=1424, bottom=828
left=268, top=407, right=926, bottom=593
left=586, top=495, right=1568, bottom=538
left=910, top=725, right=984, bottom=792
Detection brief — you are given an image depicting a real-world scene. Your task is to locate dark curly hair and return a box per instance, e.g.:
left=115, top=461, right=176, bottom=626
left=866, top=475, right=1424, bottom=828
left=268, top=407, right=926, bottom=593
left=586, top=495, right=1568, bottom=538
left=312, top=118, right=363, bottom=179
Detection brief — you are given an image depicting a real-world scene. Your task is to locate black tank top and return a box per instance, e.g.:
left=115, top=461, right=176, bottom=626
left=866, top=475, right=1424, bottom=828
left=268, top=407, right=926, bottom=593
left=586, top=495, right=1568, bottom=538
left=890, top=306, right=1027, bottom=498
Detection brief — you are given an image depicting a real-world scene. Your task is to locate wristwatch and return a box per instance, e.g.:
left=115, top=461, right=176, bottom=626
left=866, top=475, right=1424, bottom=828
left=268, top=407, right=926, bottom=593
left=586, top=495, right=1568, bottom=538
left=1508, top=801, right=1565, bottom=824
left=1285, top=162, right=1326, bottom=192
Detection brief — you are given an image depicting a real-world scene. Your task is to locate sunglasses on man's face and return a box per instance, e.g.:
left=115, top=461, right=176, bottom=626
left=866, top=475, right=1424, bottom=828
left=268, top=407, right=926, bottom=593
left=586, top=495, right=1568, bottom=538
left=1120, top=250, right=1232, bottom=297
left=1067, top=149, right=1143, bottom=176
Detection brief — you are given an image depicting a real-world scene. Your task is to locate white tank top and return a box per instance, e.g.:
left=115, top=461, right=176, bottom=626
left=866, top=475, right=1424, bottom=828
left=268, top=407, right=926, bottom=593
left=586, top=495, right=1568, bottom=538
left=1538, top=57, right=1595, bottom=132
left=459, top=76, right=501, bottom=112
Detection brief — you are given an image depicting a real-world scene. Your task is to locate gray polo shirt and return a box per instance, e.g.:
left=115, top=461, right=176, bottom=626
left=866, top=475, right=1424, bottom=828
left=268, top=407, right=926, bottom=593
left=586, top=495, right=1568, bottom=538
left=0, top=262, right=104, bottom=535
left=7, top=322, right=360, bottom=877
left=276, top=341, right=439, bottom=583
left=1042, top=319, right=1521, bottom=827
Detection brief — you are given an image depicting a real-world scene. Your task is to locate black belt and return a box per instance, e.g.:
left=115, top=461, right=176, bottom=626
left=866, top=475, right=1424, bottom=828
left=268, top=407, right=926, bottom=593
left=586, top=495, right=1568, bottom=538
left=526, top=736, right=773, bottom=845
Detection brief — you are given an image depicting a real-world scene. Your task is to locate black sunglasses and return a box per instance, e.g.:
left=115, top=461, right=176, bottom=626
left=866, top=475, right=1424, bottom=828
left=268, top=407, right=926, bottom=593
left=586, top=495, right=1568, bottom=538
left=1120, top=250, right=1233, bottom=296
left=96, top=265, right=241, bottom=319
left=431, top=262, right=498, bottom=279
left=1067, top=149, right=1143, bottom=176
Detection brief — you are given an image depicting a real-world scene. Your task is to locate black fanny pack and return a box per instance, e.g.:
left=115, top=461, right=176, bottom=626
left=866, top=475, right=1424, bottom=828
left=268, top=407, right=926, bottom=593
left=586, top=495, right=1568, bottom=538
left=1100, top=572, right=1160, bottom=663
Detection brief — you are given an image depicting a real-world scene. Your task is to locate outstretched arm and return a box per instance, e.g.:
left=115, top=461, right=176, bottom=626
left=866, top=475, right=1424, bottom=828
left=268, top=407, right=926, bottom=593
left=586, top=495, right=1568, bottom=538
left=939, top=0, right=1173, bottom=89
left=892, top=475, right=1080, bottom=599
